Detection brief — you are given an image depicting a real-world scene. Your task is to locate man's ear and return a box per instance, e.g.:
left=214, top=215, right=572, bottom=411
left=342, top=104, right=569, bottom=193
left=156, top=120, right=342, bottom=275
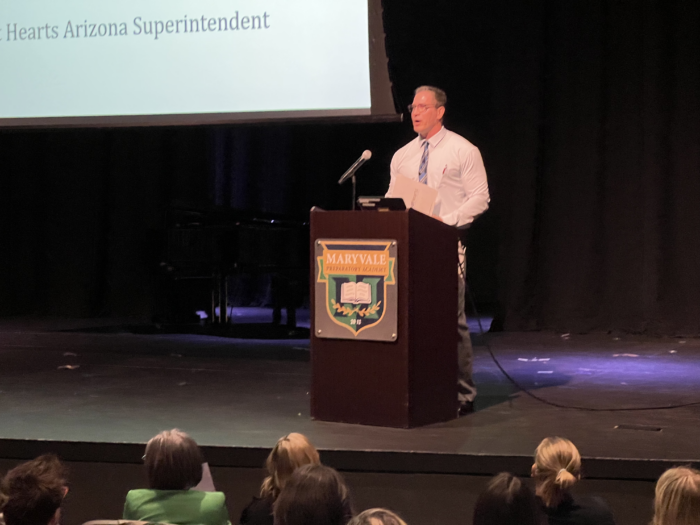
left=48, top=508, right=61, bottom=525
left=437, top=106, right=445, bottom=121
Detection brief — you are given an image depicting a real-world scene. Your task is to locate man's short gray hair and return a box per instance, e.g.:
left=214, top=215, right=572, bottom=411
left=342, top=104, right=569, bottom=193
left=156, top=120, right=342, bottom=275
left=415, top=86, right=447, bottom=107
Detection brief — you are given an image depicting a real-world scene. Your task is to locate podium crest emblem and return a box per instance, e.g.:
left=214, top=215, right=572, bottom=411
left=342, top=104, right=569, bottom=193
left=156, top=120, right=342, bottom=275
left=315, top=239, right=397, bottom=340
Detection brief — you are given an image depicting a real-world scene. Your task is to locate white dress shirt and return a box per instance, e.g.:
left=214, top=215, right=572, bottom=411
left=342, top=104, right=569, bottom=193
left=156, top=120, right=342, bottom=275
left=387, top=126, right=490, bottom=227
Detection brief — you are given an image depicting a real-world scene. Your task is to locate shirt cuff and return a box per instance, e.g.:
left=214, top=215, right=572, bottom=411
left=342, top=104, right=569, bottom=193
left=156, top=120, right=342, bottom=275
left=441, top=211, right=459, bottom=226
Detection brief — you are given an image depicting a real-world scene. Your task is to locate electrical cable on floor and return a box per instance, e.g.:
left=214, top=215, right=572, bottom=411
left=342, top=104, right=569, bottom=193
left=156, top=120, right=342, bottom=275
left=465, top=280, right=700, bottom=412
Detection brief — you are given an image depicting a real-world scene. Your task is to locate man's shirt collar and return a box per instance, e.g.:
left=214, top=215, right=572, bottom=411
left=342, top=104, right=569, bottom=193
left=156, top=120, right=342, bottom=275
left=419, top=126, right=447, bottom=148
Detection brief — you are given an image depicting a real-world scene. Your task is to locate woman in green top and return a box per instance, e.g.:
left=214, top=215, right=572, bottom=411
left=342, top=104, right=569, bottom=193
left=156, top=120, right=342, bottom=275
left=123, top=429, right=231, bottom=525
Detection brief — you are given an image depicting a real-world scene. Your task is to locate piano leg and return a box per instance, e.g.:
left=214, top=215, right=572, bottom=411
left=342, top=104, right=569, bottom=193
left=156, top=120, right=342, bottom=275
left=271, top=274, right=300, bottom=330
left=211, top=276, right=216, bottom=323
left=210, top=272, right=228, bottom=324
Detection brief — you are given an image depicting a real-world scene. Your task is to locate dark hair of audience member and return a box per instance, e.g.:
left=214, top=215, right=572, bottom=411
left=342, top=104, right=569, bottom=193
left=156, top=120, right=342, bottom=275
left=473, top=472, right=542, bottom=525
left=0, top=454, right=68, bottom=525
left=261, top=433, right=320, bottom=500
left=652, top=466, right=700, bottom=525
left=348, top=508, right=408, bottom=525
left=143, top=428, right=204, bottom=490
left=273, top=464, right=353, bottom=525
left=532, top=436, right=581, bottom=508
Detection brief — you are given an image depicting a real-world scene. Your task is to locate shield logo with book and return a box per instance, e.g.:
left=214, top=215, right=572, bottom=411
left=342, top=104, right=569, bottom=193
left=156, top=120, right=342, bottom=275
left=315, top=239, right=397, bottom=340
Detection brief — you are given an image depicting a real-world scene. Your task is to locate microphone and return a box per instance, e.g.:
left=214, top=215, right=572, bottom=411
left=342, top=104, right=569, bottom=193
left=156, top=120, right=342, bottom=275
left=338, top=150, right=372, bottom=185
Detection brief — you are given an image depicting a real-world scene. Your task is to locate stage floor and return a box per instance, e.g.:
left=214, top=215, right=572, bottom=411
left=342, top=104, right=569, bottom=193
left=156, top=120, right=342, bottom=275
left=1, top=311, right=699, bottom=479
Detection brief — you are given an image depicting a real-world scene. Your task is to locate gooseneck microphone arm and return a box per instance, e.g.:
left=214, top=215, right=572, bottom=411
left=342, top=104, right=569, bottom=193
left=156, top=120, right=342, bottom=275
left=338, top=150, right=372, bottom=185
left=338, top=150, right=372, bottom=211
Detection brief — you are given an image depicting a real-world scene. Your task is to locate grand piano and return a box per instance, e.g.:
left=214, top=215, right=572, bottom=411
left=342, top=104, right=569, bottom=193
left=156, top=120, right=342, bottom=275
left=158, top=203, right=309, bottom=334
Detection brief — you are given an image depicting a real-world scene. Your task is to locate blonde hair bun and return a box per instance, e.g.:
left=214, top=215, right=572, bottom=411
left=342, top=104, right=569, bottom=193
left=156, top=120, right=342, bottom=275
left=260, top=433, right=321, bottom=499
left=555, top=468, right=578, bottom=489
left=533, top=437, right=582, bottom=508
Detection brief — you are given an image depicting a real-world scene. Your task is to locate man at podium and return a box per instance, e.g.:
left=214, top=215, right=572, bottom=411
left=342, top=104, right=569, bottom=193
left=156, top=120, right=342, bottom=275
left=386, top=86, right=490, bottom=416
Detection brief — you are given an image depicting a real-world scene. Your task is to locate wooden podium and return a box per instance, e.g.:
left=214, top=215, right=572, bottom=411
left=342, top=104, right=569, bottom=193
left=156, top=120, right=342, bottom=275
left=310, top=209, right=458, bottom=428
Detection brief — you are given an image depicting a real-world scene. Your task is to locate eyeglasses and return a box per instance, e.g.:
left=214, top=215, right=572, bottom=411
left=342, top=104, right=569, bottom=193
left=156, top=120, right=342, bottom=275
left=408, top=104, right=439, bottom=113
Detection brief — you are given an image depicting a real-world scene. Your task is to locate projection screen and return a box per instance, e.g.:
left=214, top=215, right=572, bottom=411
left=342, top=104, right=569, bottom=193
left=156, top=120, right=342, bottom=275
left=0, top=0, right=397, bottom=128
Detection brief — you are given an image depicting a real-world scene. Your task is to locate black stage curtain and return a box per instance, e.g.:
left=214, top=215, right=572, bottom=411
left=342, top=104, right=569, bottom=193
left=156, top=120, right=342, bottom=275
left=485, top=1, right=700, bottom=334
left=1, top=1, right=699, bottom=335
left=0, top=129, right=211, bottom=317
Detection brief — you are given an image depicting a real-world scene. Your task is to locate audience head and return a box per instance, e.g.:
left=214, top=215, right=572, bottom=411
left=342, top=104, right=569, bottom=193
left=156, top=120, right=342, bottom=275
left=0, top=454, right=68, bottom=525
left=348, top=508, right=408, bottom=525
left=652, top=466, right=700, bottom=525
left=473, top=472, right=542, bottom=525
left=261, top=432, right=321, bottom=499
left=143, top=428, right=203, bottom=490
left=532, top=436, right=581, bottom=507
left=273, top=464, right=353, bottom=525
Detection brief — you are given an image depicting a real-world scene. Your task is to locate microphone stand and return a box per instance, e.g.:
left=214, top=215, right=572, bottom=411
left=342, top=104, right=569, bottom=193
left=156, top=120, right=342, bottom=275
left=351, top=173, right=357, bottom=210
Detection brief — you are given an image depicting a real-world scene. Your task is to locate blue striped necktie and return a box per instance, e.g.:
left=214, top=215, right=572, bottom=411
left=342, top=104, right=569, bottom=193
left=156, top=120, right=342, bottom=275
left=418, top=141, right=429, bottom=184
